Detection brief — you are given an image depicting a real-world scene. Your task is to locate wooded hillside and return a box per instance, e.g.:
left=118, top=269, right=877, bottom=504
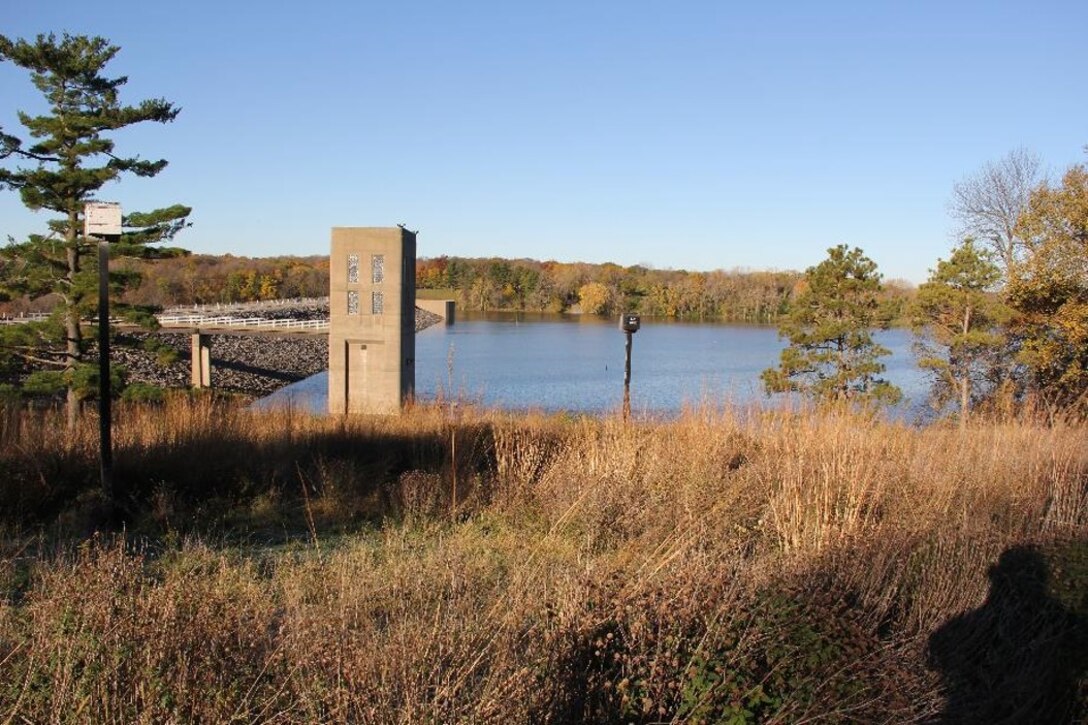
left=71, top=253, right=914, bottom=323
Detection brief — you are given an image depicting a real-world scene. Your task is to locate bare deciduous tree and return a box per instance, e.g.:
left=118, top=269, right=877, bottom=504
left=950, top=148, right=1043, bottom=276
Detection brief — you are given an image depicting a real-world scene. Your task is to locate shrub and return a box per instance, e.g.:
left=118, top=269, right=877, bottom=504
left=121, top=382, right=166, bottom=404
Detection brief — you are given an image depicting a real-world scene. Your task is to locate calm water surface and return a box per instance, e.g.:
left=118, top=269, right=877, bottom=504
left=261, top=312, right=927, bottom=417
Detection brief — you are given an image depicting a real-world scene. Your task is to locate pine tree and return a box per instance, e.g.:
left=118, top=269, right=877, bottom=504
left=912, top=239, right=1011, bottom=424
left=0, top=33, right=190, bottom=425
left=762, top=245, right=900, bottom=405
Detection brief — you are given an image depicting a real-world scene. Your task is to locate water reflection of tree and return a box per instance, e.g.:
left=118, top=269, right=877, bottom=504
left=928, top=545, right=1087, bottom=724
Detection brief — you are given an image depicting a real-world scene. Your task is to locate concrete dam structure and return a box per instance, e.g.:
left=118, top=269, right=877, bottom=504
left=328, top=226, right=417, bottom=415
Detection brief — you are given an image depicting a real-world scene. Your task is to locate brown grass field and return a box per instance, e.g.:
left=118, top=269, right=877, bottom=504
left=0, top=397, right=1085, bottom=722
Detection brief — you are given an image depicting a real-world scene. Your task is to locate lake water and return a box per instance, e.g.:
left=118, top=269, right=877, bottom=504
left=260, top=312, right=929, bottom=417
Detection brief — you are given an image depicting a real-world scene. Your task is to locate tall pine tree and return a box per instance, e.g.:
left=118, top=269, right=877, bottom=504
left=912, top=239, right=1011, bottom=424
left=0, top=33, right=190, bottom=425
left=762, top=245, right=900, bottom=405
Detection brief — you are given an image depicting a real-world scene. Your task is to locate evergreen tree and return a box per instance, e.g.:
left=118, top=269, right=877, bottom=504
left=762, top=245, right=900, bottom=405
left=912, top=239, right=1011, bottom=424
left=0, top=33, right=190, bottom=424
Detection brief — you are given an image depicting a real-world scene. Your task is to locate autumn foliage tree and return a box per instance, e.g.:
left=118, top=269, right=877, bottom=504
left=1007, top=162, right=1088, bottom=413
left=762, top=245, right=900, bottom=405
left=0, top=33, right=190, bottom=421
left=577, top=281, right=615, bottom=315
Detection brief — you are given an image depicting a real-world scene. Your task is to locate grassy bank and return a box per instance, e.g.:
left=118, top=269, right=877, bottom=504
left=1, top=399, right=1086, bottom=722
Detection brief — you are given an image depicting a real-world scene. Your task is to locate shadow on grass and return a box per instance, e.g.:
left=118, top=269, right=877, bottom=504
left=114, top=422, right=498, bottom=541
left=928, top=541, right=1088, bottom=724
left=0, top=405, right=502, bottom=543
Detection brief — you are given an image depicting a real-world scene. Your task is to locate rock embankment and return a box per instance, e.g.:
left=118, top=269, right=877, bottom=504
left=413, top=307, right=443, bottom=331
left=114, top=332, right=329, bottom=398
left=112, top=305, right=443, bottom=398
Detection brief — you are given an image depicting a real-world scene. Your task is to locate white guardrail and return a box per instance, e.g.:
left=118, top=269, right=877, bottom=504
left=0, top=312, right=52, bottom=325
left=156, top=314, right=329, bottom=331
left=160, top=297, right=329, bottom=316
left=0, top=311, right=329, bottom=332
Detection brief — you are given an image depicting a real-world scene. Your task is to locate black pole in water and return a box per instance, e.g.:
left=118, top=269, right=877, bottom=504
left=619, top=313, right=640, bottom=421
left=623, top=330, right=632, bottom=420
left=98, top=238, right=113, bottom=498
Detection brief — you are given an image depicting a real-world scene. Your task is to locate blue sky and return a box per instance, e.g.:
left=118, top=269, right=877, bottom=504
left=1, top=0, right=1085, bottom=283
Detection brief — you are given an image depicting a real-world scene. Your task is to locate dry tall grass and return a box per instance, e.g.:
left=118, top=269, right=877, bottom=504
left=0, top=397, right=1085, bottom=722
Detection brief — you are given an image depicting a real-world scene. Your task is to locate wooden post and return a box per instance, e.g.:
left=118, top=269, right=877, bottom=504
left=85, top=201, right=122, bottom=505
left=98, top=239, right=112, bottom=497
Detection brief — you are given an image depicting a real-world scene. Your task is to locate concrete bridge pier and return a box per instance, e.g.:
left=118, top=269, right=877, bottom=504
left=417, top=299, right=456, bottom=325
left=191, top=333, right=212, bottom=388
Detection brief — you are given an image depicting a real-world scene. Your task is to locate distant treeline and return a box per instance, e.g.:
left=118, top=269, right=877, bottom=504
left=419, top=257, right=915, bottom=322
left=115, top=254, right=331, bottom=308
left=100, top=253, right=914, bottom=323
